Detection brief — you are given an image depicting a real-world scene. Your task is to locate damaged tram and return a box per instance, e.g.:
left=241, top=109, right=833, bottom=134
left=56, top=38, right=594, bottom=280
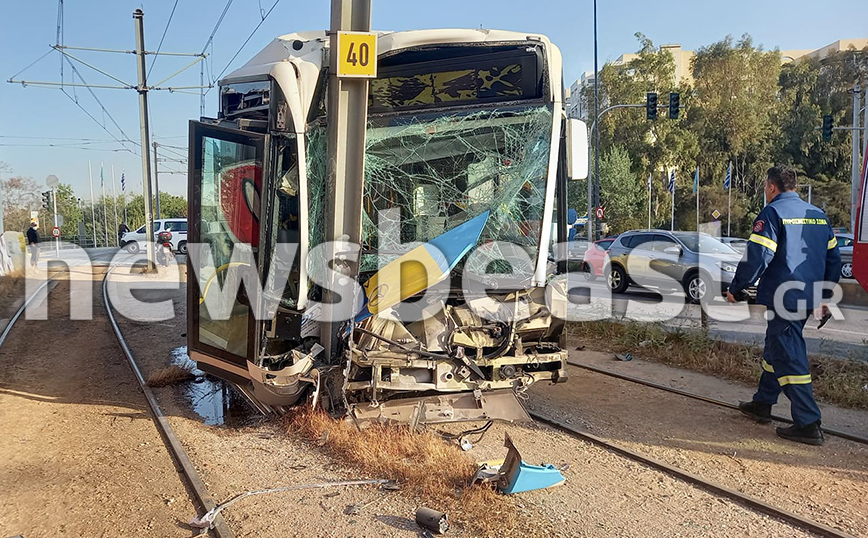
left=187, top=29, right=589, bottom=426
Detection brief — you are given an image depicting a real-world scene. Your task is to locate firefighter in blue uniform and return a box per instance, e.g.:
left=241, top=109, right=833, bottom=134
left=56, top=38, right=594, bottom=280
left=726, top=166, right=841, bottom=446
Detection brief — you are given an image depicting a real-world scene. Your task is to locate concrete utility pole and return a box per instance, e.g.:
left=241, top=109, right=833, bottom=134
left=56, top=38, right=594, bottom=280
left=134, top=9, right=156, bottom=270
left=850, top=84, right=862, bottom=234
left=0, top=165, right=5, bottom=235
left=321, top=0, right=372, bottom=363
left=152, top=142, right=161, bottom=220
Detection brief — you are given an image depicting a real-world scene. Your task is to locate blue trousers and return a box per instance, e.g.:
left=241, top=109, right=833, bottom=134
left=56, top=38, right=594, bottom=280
left=753, top=313, right=822, bottom=427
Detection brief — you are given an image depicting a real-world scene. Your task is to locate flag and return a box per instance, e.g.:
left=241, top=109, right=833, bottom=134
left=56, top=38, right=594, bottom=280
left=647, top=173, right=652, bottom=191
left=121, top=171, right=126, bottom=191
left=100, top=163, right=104, bottom=188
left=668, top=170, right=675, bottom=193
left=723, top=161, right=732, bottom=190
left=693, top=166, right=699, bottom=193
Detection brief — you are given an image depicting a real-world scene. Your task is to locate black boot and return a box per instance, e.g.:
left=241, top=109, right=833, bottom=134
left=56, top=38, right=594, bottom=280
left=776, top=421, right=824, bottom=446
left=738, top=401, right=773, bottom=424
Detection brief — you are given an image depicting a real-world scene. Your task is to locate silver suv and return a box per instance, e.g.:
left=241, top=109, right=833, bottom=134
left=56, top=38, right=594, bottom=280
left=605, top=230, right=745, bottom=303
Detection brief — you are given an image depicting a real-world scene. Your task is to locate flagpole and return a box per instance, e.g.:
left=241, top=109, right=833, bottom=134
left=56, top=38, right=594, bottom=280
left=670, top=170, right=675, bottom=231
left=671, top=188, right=675, bottom=231
left=88, top=160, right=97, bottom=247
left=100, top=162, right=108, bottom=247
left=647, top=173, right=652, bottom=229
left=695, top=166, right=700, bottom=232
left=121, top=169, right=128, bottom=223
left=111, top=164, right=120, bottom=246
left=727, top=178, right=732, bottom=236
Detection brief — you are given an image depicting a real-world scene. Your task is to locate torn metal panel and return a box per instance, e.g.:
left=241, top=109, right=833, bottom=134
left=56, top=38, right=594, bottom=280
left=349, top=389, right=531, bottom=427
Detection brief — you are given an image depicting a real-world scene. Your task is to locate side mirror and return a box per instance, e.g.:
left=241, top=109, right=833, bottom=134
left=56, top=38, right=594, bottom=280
left=566, top=118, right=589, bottom=180
left=663, top=246, right=682, bottom=256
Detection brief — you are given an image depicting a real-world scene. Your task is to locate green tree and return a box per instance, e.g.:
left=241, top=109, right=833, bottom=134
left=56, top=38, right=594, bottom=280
left=599, top=146, right=644, bottom=233
left=687, top=35, right=781, bottom=234
left=54, top=183, right=84, bottom=239
left=774, top=47, right=867, bottom=228
left=592, top=34, right=699, bottom=227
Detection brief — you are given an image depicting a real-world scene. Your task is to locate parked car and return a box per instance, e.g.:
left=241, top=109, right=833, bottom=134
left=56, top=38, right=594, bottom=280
left=719, top=236, right=748, bottom=254
left=121, top=218, right=188, bottom=255
left=605, top=230, right=747, bottom=303
left=582, top=238, right=617, bottom=280
left=836, top=233, right=854, bottom=279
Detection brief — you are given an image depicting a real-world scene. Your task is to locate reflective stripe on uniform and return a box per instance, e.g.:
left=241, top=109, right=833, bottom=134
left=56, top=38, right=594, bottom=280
left=761, top=360, right=775, bottom=373
left=778, top=374, right=812, bottom=386
left=828, top=238, right=837, bottom=250
left=749, top=233, right=778, bottom=252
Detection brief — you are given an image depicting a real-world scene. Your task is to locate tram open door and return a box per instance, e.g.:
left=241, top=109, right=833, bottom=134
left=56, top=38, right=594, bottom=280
left=186, top=121, right=268, bottom=393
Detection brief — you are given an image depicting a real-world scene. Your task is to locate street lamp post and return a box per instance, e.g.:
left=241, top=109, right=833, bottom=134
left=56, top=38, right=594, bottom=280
left=591, top=0, right=600, bottom=241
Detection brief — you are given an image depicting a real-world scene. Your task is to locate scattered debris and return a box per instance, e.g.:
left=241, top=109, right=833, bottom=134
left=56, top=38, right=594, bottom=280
left=471, top=434, right=566, bottom=494
left=146, top=364, right=196, bottom=387
left=344, top=495, right=384, bottom=515
left=638, top=340, right=651, bottom=347
left=615, top=353, right=633, bottom=362
left=459, top=438, right=473, bottom=451
left=188, top=479, right=393, bottom=529
left=575, top=344, right=586, bottom=351
left=416, top=507, right=450, bottom=534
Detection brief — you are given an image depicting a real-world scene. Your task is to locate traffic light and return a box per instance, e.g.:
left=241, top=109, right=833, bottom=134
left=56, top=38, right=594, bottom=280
left=668, top=92, right=680, bottom=119
left=41, top=191, right=52, bottom=210
left=822, top=115, right=833, bottom=141
left=646, top=92, right=658, bottom=121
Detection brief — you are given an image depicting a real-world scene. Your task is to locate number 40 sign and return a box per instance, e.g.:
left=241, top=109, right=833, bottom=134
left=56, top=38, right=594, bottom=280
left=336, top=31, right=377, bottom=78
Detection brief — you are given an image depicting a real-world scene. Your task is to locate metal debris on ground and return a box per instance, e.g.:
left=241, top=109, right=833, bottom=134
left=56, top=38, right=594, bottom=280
left=615, top=353, right=633, bottom=361
left=471, top=433, right=566, bottom=494
left=415, top=507, right=450, bottom=534
left=188, top=479, right=393, bottom=529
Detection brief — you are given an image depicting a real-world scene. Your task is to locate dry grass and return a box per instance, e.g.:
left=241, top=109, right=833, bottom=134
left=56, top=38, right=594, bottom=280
left=567, top=321, right=868, bottom=409
left=0, top=269, right=25, bottom=317
left=286, top=408, right=539, bottom=536
left=146, top=364, right=196, bottom=387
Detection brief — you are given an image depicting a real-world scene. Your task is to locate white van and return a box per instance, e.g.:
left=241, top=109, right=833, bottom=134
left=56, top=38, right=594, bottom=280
left=121, top=218, right=188, bottom=254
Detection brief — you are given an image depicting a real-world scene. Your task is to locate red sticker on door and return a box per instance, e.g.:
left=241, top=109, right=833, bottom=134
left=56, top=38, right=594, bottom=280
left=753, top=220, right=765, bottom=233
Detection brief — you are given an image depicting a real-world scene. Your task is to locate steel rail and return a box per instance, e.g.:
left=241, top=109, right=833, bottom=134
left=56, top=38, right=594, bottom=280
left=529, top=411, right=856, bottom=538
left=567, top=360, right=868, bottom=445
left=101, top=265, right=234, bottom=538
left=0, top=278, right=53, bottom=348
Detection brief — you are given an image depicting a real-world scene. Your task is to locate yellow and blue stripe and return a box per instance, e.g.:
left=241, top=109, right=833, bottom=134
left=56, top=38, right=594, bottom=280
left=354, top=211, right=490, bottom=322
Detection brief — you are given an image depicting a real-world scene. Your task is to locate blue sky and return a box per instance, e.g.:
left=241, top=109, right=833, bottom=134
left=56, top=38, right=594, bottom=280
left=1, top=0, right=865, bottom=199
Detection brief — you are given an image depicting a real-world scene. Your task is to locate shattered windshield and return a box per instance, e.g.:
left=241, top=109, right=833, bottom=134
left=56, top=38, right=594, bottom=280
left=360, top=105, right=553, bottom=270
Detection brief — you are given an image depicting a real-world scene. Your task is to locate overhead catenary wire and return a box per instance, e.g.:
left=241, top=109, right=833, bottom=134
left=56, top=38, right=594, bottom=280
left=59, top=54, right=140, bottom=153
left=148, top=0, right=181, bottom=79
left=210, top=0, right=281, bottom=87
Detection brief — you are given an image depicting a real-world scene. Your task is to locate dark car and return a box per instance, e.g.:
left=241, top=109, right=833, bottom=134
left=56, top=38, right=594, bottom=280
left=605, top=230, right=746, bottom=303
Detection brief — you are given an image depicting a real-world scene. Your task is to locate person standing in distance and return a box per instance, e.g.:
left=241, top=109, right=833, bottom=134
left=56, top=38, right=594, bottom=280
left=118, top=222, right=130, bottom=245
left=726, top=166, right=841, bottom=446
left=26, top=222, right=40, bottom=267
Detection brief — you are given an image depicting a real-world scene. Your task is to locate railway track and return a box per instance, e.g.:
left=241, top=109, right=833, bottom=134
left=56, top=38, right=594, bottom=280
left=566, top=360, right=868, bottom=445
left=102, top=264, right=234, bottom=538
left=3, top=260, right=860, bottom=537
left=528, top=410, right=856, bottom=538
left=0, top=258, right=233, bottom=538
left=522, top=357, right=867, bottom=537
